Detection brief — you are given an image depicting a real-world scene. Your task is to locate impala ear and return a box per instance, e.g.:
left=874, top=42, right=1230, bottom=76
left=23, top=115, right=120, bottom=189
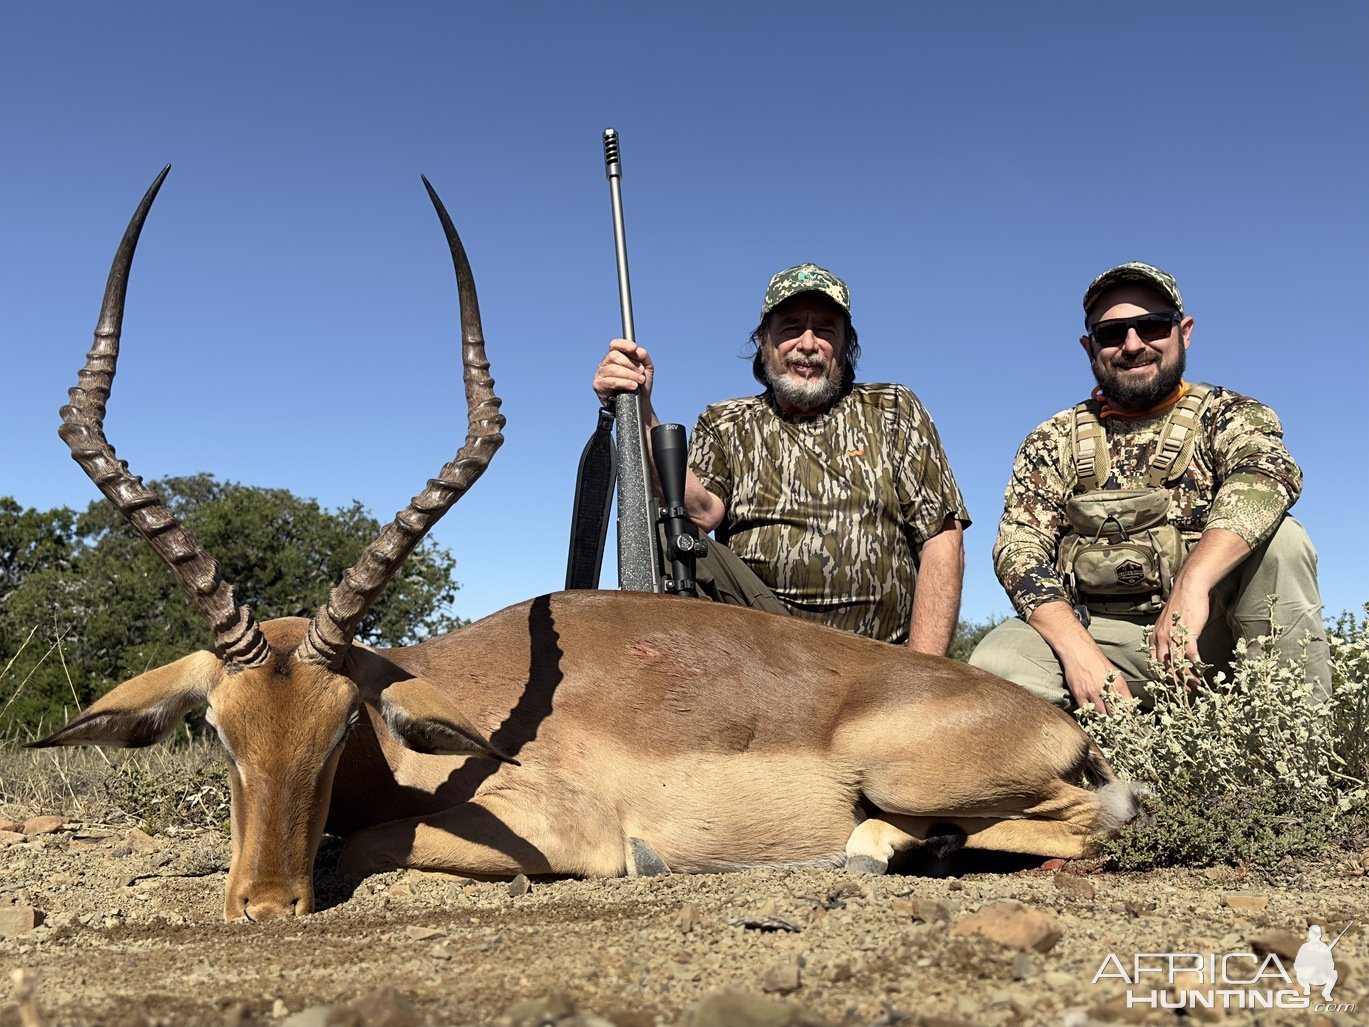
left=28, top=651, right=223, bottom=750
left=376, top=676, right=517, bottom=764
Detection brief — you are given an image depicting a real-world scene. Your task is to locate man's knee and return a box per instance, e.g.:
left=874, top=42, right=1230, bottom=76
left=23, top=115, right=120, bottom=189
left=969, top=620, right=1070, bottom=708
left=1235, top=517, right=1321, bottom=604
left=1224, top=516, right=1331, bottom=699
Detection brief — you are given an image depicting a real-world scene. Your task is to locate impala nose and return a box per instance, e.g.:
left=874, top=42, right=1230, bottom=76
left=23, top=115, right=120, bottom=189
left=241, top=892, right=306, bottom=921
left=232, top=881, right=311, bottom=922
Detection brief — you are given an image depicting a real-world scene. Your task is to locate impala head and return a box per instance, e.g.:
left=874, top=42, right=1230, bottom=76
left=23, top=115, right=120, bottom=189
left=32, top=167, right=508, bottom=921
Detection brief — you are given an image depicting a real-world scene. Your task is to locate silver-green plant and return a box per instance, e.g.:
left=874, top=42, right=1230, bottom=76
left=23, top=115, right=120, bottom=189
left=1079, top=602, right=1368, bottom=868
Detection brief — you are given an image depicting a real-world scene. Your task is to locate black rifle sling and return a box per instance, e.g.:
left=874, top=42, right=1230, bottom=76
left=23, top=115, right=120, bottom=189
left=565, top=404, right=617, bottom=589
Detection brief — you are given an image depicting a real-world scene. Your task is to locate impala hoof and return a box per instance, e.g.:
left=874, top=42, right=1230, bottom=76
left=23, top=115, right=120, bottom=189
left=844, top=854, right=888, bottom=875
left=628, top=837, right=671, bottom=877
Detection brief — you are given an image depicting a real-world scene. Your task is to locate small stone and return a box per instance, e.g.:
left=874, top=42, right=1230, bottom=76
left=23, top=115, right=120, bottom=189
left=1220, top=892, right=1269, bottom=913
left=676, top=902, right=700, bottom=934
left=1038, top=858, right=1067, bottom=872
left=890, top=897, right=951, bottom=923
left=280, top=1006, right=332, bottom=1027
left=0, top=905, right=42, bottom=936
left=1088, top=994, right=1153, bottom=1024
left=1011, top=953, right=1033, bottom=980
left=1249, top=929, right=1301, bottom=962
left=403, top=926, right=444, bottom=942
left=1053, top=873, right=1095, bottom=900
left=21, top=816, right=66, bottom=836
left=727, top=915, right=802, bottom=933
left=428, top=944, right=452, bottom=960
left=760, top=958, right=801, bottom=995
left=687, top=989, right=796, bottom=1027
left=1123, top=898, right=1157, bottom=917
left=123, top=828, right=161, bottom=853
left=346, top=987, right=421, bottom=1027
left=507, top=874, right=531, bottom=897
left=505, top=991, right=575, bottom=1026
left=952, top=900, right=1062, bottom=952
left=1043, top=971, right=1074, bottom=988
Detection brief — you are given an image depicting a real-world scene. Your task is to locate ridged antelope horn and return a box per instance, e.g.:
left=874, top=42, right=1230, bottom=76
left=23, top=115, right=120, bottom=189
left=58, top=166, right=271, bottom=671
left=296, top=177, right=505, bottom=669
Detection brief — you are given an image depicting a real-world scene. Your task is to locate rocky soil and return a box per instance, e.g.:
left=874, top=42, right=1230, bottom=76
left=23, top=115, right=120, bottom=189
left=1, top=811, right=1366, bottom=1027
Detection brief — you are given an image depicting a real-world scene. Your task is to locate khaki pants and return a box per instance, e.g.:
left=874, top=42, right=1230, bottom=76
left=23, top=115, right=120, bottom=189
left=969, top=517, right=1332, bottom=708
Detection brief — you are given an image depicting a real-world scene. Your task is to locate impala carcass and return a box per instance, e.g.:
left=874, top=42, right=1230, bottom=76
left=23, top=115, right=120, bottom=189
left=35, top=168, right=1144, bottom=922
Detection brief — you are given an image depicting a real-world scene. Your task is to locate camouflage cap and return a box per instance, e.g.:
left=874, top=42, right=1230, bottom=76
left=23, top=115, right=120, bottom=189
left=761, top=263, right=851, bottom=320
left=1082, top=262, right=1185, bottom=323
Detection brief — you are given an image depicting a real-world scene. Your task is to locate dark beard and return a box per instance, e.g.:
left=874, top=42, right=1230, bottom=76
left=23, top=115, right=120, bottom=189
left=1093, top=347, right=1186, bottom=410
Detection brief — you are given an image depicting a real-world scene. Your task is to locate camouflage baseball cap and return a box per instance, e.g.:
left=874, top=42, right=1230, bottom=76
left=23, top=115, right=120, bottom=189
left=761, top=263, right=851, bottom=320
left=1082, top=262, right=1185, bottom=322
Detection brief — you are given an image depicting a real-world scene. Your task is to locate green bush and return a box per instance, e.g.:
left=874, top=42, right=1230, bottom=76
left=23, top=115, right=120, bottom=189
left=1082, top=604, right=1369, bottom=869
left=0, top=477, right=466, bottom=738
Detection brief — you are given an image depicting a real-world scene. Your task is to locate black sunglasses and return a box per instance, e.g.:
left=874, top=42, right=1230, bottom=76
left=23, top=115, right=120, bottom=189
left=1087, top=311, right=1181, bottom=347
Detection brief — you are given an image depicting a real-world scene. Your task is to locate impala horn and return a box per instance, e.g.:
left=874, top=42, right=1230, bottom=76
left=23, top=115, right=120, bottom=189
left=295, top=177, right=505, bottom=670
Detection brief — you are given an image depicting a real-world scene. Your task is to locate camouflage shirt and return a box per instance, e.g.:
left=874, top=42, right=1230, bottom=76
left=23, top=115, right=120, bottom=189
left=992, top=384, right=1302, bottom=619
left=689, top=383, right=969, bottom=644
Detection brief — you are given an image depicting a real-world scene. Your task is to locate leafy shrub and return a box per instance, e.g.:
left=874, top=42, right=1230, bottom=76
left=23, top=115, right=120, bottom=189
left=1082, top=604, right=1368, bottom=869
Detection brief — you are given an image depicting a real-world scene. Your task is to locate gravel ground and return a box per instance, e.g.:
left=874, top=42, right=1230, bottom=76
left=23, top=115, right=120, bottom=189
left=1, top=812, right=1366, bottom=1027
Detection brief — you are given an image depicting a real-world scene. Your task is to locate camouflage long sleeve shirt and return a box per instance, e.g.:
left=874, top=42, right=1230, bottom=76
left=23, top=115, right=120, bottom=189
left=689, top=383, right=969, bottom=644
left=992, top=384, right=1301, bottom=620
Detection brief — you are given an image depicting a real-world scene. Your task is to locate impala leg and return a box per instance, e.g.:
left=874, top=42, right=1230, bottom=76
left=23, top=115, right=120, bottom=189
left=845, top=816, right=942, bottom=874
left=847, top=782, right=1116, bottom=870
left=845, top=814, right=977, bottom=873
left=948, top=783, right=1112, bottom=858
left=338, top=792, right=625, bottom=880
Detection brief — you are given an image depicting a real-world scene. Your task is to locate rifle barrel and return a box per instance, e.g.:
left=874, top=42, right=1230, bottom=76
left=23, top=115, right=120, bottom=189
left=602, top=128, right=661, bottom=593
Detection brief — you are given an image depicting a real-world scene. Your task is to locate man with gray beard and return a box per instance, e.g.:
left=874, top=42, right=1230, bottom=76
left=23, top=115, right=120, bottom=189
left=970, top=262, right=1330, bottom=711
left=593, top=263, right=968, bottom=653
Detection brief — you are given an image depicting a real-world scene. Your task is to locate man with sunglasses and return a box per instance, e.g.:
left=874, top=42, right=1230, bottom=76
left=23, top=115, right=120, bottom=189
left=970, top=262, right=1330, bottom=713
left=593, top=263, right=969, bottom=653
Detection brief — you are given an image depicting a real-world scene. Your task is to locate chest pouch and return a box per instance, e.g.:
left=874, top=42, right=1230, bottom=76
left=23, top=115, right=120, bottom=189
left=1058, top=489, right=1191, bottom=614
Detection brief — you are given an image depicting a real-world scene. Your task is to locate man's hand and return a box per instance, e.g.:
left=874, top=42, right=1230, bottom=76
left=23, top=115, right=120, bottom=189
left=1150, top=581, right=1210, bottom=689
left=1028, top=601, right=1134, bottom=715
left=1150, top=528, right=1250, bottom=688
left=593, top=338, right=655, bottom=407
left=1061, top=647, right=1135, bottom=715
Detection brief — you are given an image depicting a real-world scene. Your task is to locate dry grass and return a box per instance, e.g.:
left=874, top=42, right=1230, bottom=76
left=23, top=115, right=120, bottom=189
left=0, top=736, right=229, bottom=832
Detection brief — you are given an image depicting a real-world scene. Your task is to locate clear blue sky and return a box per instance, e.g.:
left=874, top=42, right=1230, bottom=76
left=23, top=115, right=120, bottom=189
left=3, top=2, right=1365, bottom=628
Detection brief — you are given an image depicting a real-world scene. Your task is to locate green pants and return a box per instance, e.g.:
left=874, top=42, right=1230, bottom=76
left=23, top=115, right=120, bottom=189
left=969, top=516, right=1332, bottom=708
left=671, top=531, right=791, bottom=616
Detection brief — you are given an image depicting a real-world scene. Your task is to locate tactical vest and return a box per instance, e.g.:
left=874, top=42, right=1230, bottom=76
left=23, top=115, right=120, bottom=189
left=1057, top=383, right=1213, bottom=614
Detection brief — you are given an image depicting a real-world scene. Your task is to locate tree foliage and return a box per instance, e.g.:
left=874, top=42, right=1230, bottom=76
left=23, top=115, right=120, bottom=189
left=0, top=475, right=464, bottom=737
left=947, top=616, right=1003, bottom=664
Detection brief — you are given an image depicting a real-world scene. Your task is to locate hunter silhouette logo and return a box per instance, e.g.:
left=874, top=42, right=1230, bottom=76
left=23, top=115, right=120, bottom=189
left=1295, top=922, right=1352, bottom=1001
left=1115, top=559, right=1144, bottom=587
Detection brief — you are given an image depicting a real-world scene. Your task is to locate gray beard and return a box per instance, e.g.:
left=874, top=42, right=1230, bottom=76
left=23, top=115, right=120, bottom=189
left=765, top=356, right=841, bottom=412
left=1094, top=347, right=1187, bottom=410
